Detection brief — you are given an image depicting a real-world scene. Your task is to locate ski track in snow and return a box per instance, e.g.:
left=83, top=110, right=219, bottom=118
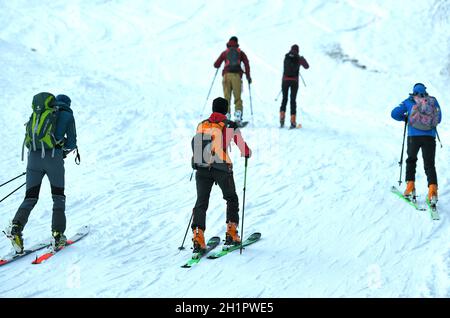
left=0, top=0, right=449, bottom=297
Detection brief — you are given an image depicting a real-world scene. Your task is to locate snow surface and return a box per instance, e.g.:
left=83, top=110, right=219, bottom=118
left=0, top=0, right=449, bottom=298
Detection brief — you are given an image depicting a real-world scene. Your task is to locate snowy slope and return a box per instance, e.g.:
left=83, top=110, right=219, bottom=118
left=0, top=0, right=449, bottom=297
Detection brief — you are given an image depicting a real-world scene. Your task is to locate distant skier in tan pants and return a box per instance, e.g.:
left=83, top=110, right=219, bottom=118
left=214, top=36, right=251, bottom=126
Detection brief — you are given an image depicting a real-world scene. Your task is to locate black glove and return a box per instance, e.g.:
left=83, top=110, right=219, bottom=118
left=63, top=148, right=73, bottom=159
left=247, top=77, right=252, bottom=84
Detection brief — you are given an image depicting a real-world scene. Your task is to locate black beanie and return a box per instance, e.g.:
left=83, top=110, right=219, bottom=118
left=56, top=94, right=71, bottom=106
left=229, top=36, right=238, bottom=43
left=212, top=97, right=228, bottom=114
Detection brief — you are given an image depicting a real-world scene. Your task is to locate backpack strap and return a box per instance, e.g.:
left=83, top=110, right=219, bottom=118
left=21, top=114, right=33, bottom=161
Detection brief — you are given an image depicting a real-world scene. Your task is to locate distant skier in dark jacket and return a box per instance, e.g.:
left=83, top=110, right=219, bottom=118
left=280, top=44, right=309, bottom=128
left=5, top=93, right=77, bottom=254
left=214, top=36, right=251, bottom=126
left=391, top=83, right=442, bottom=205
left=190, top=97, right=251, bottom=252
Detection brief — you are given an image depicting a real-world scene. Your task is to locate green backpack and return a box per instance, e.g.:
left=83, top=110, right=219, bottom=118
left=22, top=92, right=63, bottom=160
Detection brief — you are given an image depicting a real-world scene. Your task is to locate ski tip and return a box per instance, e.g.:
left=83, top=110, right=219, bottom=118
left=78, top=225, right=90, bottom=234
left=248, top=232, right=262, bottom=240
left=209, top=236, right=221, bottom=243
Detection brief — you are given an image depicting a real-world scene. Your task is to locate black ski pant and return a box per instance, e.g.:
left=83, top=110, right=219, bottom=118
left=280, top=80, right=299, bottom=115
left=192, top=168, right=239, bottom=231
left=13, top=150, right=66, bottom=233
left=405, top=136, right=437, bottom=186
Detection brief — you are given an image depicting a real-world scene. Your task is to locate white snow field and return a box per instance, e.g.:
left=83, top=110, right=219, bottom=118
left=0, top=0, right=449, bottom=298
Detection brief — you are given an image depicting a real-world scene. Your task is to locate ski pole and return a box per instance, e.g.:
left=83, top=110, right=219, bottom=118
left=0, top=182, right=26, bottom=204
left=240, top=157, right=248, bottom=255
left=248, top=82, right=254, bottom=117
left=200, top=68, right=219, bottom=118
left=0, top=172, right=26, bottom=188
left=299, top=72, right=307, bottom=87
left=398, top=117, right=408, bottom=186
left=178, top=211, right=194, bottom=250
left=436, top=130, right=443, bottom=148
left=274, top=89, right=282, bottom=102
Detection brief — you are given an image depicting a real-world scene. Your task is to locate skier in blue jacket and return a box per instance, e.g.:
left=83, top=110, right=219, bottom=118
left=391, top=83, right=441, bottom=204
left=5, top=93, right=77, bottom=254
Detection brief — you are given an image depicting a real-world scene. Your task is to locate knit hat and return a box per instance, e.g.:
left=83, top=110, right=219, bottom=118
left=291, top=44, right=299, bottom=54
left=229, top=36, right=238, bottom=43
left=411, top=83, right=428, bottom=96
left=56, top=94, right=71, bottom=106
left=212, top=97, right=228, bottom=115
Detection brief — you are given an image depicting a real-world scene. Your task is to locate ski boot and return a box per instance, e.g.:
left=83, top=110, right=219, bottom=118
left=403, top=181, right=417, bottom=202
left=52, top=231, right=67, bottom=251
left=225, top=222, right=241, bottom=246
left=3, top=222, right=24, bottom=254
left=289, top=114, right=297, bottom=129
left=192, top=227, right=206, bottom=253
left=234, top=110, right=243, bottom=126
left=427, top=184, right=438, bottom=207
left=280, top=111, right=285, bottom=128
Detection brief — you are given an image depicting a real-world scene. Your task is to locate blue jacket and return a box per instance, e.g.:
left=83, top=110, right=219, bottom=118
left=391, top=96, right=442, bottom=137
left=54, top=101, right=77, bottom=151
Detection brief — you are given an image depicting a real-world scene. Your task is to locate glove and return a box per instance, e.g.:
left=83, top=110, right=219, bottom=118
left=63, top=148, right=73, bottom=159
left=247, top=77, right=252, bottom=84
left=243, top=148, right=252, bottom=159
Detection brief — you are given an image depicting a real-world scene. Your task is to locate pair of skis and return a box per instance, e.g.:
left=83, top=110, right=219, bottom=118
left=181, top=232, right=261, bottom=268
left=0, top=225, right=89, bottom=266
left=391, top=186, right=439, bottom=220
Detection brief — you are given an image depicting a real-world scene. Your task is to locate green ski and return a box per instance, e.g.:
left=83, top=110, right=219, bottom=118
left=181, top=236, right=220, bottom=268
left=207, top=232, right=261, bottom=259
left=390, top=186, right=426, bottom=211
left=426, top=198, right=440, bottom=221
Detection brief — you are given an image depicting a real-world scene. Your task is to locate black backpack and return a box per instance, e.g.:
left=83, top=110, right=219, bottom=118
left=284, top=53, right=299, bottom=77
left=226, top=47, right=241, bottom=73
